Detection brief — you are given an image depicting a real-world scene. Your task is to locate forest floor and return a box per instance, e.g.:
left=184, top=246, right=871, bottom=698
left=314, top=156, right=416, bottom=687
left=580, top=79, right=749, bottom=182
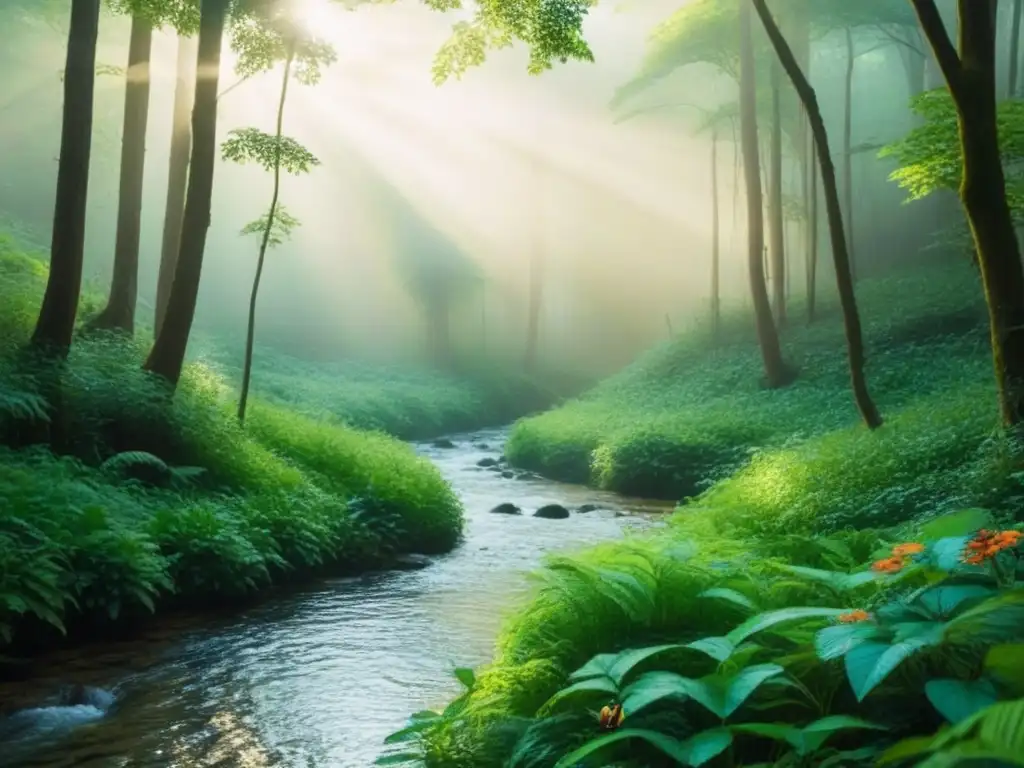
left=0, top=232, right=554, bottom=654
left=389, top=260, right=1024, bottom=768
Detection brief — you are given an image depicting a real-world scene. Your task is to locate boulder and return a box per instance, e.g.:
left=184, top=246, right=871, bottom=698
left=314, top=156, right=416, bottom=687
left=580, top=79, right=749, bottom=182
left=576, top=503, right=602, bottom=513
left=501, top=470, right=515, bottom=478
left=533, top=504, right=570, bottom=519
left=477, top=457, right=499, bottom=468
left=516, top=472, right=540, bottom=481
left=474, top=443, right=491, bottom=450
left=490, top=502, right=522, bottom=515
left=432, top=438, right=456, bottom=449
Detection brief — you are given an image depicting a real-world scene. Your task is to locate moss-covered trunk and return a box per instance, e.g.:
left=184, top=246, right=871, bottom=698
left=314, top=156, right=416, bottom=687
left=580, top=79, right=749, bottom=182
left=31, top=0, right=100, bottom=354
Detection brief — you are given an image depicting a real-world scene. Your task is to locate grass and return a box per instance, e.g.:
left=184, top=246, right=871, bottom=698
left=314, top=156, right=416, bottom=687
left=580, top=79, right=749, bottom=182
left=0, top=233, right=466, bottom=651
left=383, top=260, right=1024, bottom=767
left=505, top=263, right=991, bottom=500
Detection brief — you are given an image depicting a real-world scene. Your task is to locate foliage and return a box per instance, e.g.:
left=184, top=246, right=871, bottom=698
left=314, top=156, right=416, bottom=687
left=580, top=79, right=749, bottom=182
left=229, top=6, right=337, bottom=85
left=221, top=128, right=320, bottom=174
left=880, top=91, right=1024, bottom=213
left=387, top=507, right=1024, bottom=767
left=240, top=205, right=300, bottom=248
left=0, top=239, right=467, bottom=649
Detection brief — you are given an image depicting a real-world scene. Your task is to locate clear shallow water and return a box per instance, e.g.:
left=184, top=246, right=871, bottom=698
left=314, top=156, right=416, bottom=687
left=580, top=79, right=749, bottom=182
left=0, top=428, right=672, bottom=767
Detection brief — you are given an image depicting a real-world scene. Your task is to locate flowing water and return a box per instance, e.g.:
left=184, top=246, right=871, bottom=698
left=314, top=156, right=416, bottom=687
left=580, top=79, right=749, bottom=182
left=0, top=428, right=672, bottom=767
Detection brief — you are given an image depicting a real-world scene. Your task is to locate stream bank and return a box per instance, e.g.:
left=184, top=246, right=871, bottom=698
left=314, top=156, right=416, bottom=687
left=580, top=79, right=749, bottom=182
left=0, top=427, right=672, bottom=767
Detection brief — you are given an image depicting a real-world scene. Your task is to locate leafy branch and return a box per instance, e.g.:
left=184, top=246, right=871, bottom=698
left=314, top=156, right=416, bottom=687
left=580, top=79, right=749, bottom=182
left=221, top=128, right=320, bottom=175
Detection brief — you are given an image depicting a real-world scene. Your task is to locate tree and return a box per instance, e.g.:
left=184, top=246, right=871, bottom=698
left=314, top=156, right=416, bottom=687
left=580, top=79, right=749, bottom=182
left=768, top=60, right=785, bottom=324
left=224, top=36, right=325, bottom=423
left=805, top=120, right=819, bottom=323
left=752, top=0, right=882, bottom=429
left=910, top=0, right=1024, bottom=426
left=155, top=33, right=197, bottom=336
left=143, top=0, right=230, bottom=384
left=87, top=6, right=154, bottom=334
left=31, top=0, right=101, bottom=354
left=739, top=0, right=787, bottom=388
left=710, top=121, right=721, bottom=336
left=1011, top=0, right=1023, bottom=98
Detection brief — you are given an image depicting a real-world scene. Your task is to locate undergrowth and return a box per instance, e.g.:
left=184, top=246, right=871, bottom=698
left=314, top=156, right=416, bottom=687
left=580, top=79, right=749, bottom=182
left=0, top=234, right=464, bottom=650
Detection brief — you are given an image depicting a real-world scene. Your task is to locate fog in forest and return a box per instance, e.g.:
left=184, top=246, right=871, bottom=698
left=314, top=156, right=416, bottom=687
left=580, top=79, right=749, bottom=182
left=0, top=0, right=981, bottom=377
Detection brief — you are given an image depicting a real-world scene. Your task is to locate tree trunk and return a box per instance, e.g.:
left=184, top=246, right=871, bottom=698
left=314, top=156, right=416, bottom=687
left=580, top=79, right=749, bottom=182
left=1010, top=0, right=1023, bottom=97
left=753, top=0, right=883, bottom=429
left=807, top=120, right=819, bottom=324
left=88, top=14, right=152, bottom=335
left=155, top=34, right=196, bottom=337
left=31, top=0, right=101, bottom=354
left=739, top=0, right=787, bottom=389
left=711, top=122, right=720, bottom=337
left=843, top=26, right=856, bottom=281
left=912, top=0, right=1024, bottom=426
left=144, top=0, right=229, bottom=385
left=769, top=60, right=786, bottom=326
left=238, top=44, right=295, bottom=425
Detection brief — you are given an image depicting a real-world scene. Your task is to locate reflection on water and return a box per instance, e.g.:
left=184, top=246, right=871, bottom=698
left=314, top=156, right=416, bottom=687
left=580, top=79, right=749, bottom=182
left=0, top=428, right=671, bottom=767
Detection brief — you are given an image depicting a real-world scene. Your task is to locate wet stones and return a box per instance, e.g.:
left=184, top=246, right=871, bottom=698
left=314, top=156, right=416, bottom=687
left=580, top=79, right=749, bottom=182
left=490, top=502, right=522, bottom=515
left=533, top=504, right=570, bottom=519
left=477, top=457, right=499, bottom=468
left=432, top=438, right=456, bottom=449
left=392, top=554, right=432, bottom=571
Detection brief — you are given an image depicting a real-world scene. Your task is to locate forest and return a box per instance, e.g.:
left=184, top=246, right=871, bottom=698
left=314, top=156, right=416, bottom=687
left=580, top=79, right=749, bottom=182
left=2, top=0, right=1024, bottom=766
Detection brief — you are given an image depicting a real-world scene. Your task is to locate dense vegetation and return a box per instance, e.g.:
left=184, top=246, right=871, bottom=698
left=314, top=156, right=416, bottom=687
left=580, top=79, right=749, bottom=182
left=0, top=234, right=472, bottom=651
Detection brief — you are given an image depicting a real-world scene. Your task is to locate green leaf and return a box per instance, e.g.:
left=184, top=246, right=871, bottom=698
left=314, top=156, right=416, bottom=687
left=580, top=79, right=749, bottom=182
left=374, top=753, right=423, bottom=765
left=845, top=626, right=945, bottom=701
left=925, top=678, right=1000, bottom=724
left=915, top=585, right=997, bottom=619
left=607, top=643, right=688, bottom=685
left=570, top=652, right=617, bottom=681
left=453, top=667, right=475, bottom=690
left=620, top=670, right=693, bottom=716
left=698, top=587, right=757, bottom=613
left=690, top=663, right=785, bottom=719
left=726, top=607, right=848, bottom=645
left=945, top=590, right=1024, bottom=645
left=815, top=622, right=884, bottom=661
left=544, top=675, right=620, bottom=709
left=984, top=644, right=1024, bottom=693
left=800, top=715, right=888, bottom=754
left=926, top=536, right=972, bottom=572
left=778, top=564, right=880, bottom=592
left=685, top=636, right=735, bottom=662
left=920, top=508, right=992, bottom=540
left=684, top=728, right=733, bottom=766
left=553, top=728, right=692, bottom=767
left=976, top=699, right=1024, bottom=757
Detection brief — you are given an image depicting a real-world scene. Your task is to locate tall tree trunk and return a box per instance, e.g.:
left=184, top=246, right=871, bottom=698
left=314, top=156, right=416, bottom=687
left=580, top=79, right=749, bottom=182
left=89, top=15, right=152, bottom=335
left=155, top=34, right=196, bottom=337
left=769, top=61, right=786, bottom=326
left=807, top=121, right=819, bottom=324
left=753, top=0, right=882, bottom=429
left=912, top=0, right=1024, bottom=426
left=238, top=43, right=295, bottom=425
left=1010, top=0, right=1023, bottom=97
left=711, top=122, right=720, bottom=337
left=31, top=0, right=101, bottom=354
left=843, top=26, right=856, bottom=281
left=739, top=0, right=787, bottom=388
left=144, top=0, right=229, bottom=385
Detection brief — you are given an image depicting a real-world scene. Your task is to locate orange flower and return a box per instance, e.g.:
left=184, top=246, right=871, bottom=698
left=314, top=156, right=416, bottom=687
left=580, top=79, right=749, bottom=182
left=599, top=703, right=624, bottom=730
left=872, top=555, right=906, bottom=573
left=837, top=609, right=871, bottom=624
left=891, top=542, right=925, bottom=557
left=962, top=529, right=1022, bottom=565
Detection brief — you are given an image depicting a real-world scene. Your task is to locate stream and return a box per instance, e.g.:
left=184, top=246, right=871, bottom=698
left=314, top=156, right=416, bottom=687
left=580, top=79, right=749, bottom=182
left=0, top=428, right=672, bottom=767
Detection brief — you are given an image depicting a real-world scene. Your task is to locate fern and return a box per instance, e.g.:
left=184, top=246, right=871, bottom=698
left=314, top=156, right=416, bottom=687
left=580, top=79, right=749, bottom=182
left=0, top=384, right=49, bottom=422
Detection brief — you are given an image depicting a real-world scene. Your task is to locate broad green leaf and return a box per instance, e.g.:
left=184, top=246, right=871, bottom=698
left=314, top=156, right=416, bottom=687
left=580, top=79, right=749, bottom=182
left=920, top=508, right=992, bottom=540
left=684, top=728, right=733, bottom=766
left=845, top=626, right=944, bottom=701
left=730, top=721, right=801, bottom=749
left=685, top=636, right=735, bottom=662
left=607, top=644, right=687, bottom=685
left=698, top=587, right=757, bottom=613
left=619, top=671, right=692, bottom=716
left=453, top=667, right=475, bottom=690
left=984, top=644, right=1024, bottom=693
left=800, top=715, right=889, bottom=754
left=878, top=735, right=941, bottom=764
left=544, top=676, right=619, bottom=709
left=945, top=590, right=1024, bottom=645
left=374, top=753, right=424, bottom=765
left=726, top=607, right=848, bottom=645
left=915, top=584, right=996, bottom=618
left=927, top=536, right=972, bottom=572
left=815, top=622, right=884, bottom=661
left=569, top=652, right=617, bottom=681
left=553, top=728, right=691, bottom=767
left=779, top=564, right=879, bottom=591
left=925, top=678, right=1000, bottom=724
left=977, top=698, right=1024, bottom=757
left=690, top=663, right=785, bottom=719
